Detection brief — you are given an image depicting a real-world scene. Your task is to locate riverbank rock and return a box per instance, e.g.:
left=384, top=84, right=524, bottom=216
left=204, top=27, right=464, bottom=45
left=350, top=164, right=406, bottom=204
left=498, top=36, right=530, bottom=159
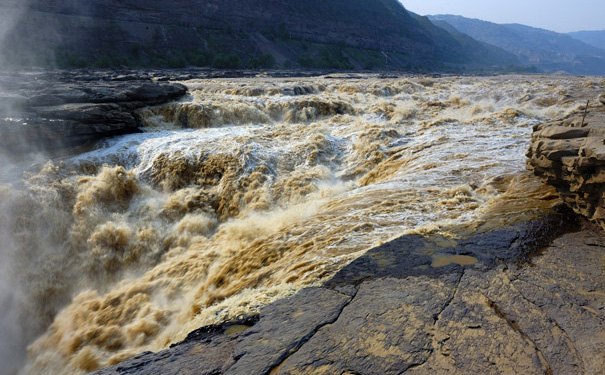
left=93, top=216, right=605, bottom=375
left=527, top=102, right=605, bottom=230
left=0, top=70, right=187, bottom=154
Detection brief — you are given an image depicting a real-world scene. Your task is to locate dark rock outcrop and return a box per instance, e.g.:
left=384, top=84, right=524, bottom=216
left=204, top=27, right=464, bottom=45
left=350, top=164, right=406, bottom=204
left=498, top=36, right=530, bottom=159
left=527, top=102, right=605, bottom=230
left=92, top=216, right=605, bottom=375
left=0, top=70, right=187, bottom=154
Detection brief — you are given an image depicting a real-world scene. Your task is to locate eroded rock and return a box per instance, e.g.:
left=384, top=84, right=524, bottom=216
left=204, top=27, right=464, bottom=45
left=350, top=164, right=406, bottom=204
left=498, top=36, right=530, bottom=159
left=527, top=102, right=605, bottom=230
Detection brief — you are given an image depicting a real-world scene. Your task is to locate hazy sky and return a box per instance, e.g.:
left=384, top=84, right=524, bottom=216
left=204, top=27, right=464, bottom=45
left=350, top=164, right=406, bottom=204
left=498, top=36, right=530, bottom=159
left=400, top=0, right=605, bottom=33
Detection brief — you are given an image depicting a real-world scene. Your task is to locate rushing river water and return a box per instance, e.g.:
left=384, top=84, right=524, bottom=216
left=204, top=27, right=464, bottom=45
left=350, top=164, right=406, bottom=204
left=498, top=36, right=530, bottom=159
left=1, top=74, right=601, bottom=374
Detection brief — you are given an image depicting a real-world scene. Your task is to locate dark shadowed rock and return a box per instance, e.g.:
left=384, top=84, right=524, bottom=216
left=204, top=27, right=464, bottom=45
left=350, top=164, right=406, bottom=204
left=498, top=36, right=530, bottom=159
left=227, top=288, right=351, bottom=375
left=275, top=275, right=459, bottom=375
left=94, top=288, right=351, bottom=375
left=0, top=70, right=187, bottom=155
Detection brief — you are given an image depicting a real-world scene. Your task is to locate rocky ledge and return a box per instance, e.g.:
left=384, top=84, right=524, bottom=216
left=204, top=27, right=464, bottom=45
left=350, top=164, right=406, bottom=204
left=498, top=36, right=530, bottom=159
left=527, top=100, right=605, bottom=230
left=93, top=214, right=605, bottom=375
left=0, top=70, right=187, bottom=155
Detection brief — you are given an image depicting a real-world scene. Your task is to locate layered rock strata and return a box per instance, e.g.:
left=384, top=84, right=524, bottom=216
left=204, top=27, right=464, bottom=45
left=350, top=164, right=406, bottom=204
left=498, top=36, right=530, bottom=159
left=0, top=70, right=187, bottom=154
left=527, top=102, right=605, bottom=230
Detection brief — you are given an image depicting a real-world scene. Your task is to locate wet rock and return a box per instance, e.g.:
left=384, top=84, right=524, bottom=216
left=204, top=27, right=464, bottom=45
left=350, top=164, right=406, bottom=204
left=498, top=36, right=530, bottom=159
left=274, top=275, right=459, bottom=375
left=91, top=220, right=604, bottom=375
left=94, top=288, right=351, bottom=375
left=326, top=213, right=576, bottom=289
left=227, top=288, right=351, bottom=375
left=0, top=70, right=187, bottom=154
left=527, top=103, right=605, bottom=230
left=276, top=229, right=604, bottom=375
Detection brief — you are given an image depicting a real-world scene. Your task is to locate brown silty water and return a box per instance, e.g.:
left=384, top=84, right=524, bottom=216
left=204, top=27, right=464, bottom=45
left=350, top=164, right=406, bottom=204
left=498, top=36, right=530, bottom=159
left=1, top=75, right=602, bottom=374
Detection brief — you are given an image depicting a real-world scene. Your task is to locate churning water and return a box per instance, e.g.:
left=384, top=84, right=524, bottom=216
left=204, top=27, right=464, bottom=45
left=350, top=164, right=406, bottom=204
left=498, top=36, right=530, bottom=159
left=1, top=74, right=600, bottom=374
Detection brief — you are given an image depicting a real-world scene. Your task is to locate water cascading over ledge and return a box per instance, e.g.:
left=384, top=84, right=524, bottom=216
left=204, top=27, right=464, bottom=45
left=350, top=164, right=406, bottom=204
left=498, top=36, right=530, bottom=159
left=1, top=74, right=604, bottom=374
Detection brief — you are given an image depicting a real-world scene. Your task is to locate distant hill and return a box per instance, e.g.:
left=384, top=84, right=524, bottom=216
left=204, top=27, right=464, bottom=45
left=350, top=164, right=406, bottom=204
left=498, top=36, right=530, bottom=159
left=568, top=30, right=605, bottom=51
left=410, top=13, right=518, bottom=68
left=0, top=0, right=517, bottom=71
left=429, top=14, right=605, bottom=75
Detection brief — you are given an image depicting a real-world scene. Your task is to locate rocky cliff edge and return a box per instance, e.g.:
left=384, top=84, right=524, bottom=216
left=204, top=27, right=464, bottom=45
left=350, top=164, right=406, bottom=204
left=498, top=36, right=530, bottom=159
left=0, top=70, right=187, bottom=155
left=527, top=96, right=605, bottom=230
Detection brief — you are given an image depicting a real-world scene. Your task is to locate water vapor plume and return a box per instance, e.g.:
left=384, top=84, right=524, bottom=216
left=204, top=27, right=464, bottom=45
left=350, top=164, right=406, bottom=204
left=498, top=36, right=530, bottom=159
left=0, top=2, right=48, bottom=371
left=0, top=185, right=26, bottom=374
left=0, top=0, right=30, bottom=68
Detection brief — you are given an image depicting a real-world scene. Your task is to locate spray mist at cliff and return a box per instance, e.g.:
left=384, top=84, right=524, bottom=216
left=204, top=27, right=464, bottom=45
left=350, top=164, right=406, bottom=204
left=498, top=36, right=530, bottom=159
left=0, top=74, right=599, bottom=375
left=0, top=2, right=33, bottom=373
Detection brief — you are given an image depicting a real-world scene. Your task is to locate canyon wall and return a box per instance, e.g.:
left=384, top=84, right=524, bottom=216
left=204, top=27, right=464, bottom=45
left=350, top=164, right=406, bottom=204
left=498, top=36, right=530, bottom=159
left=0, top=0, right=515, bottom=69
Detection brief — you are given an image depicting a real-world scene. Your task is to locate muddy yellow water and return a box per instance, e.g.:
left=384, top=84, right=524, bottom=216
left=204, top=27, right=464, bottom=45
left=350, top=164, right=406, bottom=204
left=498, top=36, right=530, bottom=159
left=1, top=75, right=601, bottom=374
left=431, top=254, right=479, bottom=267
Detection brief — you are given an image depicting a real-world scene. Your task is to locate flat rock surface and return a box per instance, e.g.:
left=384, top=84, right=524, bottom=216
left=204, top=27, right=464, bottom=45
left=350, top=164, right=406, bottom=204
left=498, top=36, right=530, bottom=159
left=527, top=101, right=605, bottom=230
left=93, top=219, right=605, bottom=375
left=0, top=70, right=187, bottom=154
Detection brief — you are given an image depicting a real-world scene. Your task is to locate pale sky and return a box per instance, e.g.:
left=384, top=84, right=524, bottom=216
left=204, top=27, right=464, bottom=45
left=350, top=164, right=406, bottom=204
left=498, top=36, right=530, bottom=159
left=400, top=0, right=605, bottom=33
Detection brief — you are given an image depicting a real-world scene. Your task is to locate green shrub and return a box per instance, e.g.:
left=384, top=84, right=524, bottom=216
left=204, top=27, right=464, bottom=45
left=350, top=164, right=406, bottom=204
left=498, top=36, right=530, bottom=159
left=193, top=50, right=212, bottom=67
left=316, top=47, right=353, bottom=70
left=283, top=59, right=295, bottom=69
left=297, top=53, right=315, bottom=68
left=212, top=53, right=242, bottom=69
left=247, top=54, right=276, bottom=69
left=56, top=52, right=89, bottom=68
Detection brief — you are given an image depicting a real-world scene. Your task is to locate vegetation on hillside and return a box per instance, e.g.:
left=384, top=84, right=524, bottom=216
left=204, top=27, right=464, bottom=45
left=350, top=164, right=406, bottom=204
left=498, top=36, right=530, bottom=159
left=2, top=0, right=530, bottom=72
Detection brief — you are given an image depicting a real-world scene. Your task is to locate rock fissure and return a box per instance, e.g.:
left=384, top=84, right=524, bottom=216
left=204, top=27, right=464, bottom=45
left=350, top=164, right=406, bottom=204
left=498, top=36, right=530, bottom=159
left=398, top=360, right=429, bottom=374
left=510, top=279, right=591, bottom=374
left=434, top=270, right=465, bottom=324
left=265, top=289, right=357, bottom=375
left=514, top=273, right=604, bottom=322
left=486, top=297, right=554, bottom=375
left=395, top=272, right=465, bottom=374
left=508, top=274, right=588, bottom=368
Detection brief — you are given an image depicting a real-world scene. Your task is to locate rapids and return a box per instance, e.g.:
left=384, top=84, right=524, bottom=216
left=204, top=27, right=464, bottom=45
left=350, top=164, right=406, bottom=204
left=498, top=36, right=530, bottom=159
left=1, top=74, right=601, bottom=374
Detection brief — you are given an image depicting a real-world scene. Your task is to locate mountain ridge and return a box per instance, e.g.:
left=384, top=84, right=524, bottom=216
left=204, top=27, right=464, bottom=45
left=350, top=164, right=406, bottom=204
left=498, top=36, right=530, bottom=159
left=567, top=30, right=605, bottom=51
left=428, top=14, right=605, bottom=75
left=0, top=0, right=517, bottom=71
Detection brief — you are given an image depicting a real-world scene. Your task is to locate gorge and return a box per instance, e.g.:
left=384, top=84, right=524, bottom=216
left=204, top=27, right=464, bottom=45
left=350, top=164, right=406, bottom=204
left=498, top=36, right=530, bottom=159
left=0, top=1, right=603, bottom=374
left=0, top=72, right=603, bottom=374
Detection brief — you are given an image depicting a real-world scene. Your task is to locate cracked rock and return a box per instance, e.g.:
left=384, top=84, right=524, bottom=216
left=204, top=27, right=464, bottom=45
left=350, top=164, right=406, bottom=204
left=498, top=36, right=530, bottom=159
left=91, top=228, right=604, bottom=375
